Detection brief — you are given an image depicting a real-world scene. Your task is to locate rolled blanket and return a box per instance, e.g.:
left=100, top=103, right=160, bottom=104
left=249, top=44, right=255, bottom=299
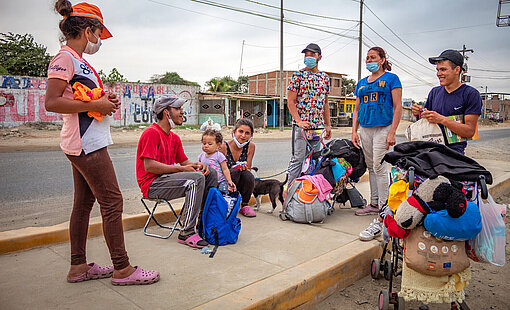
left=400, top=261, right=471, bottom=304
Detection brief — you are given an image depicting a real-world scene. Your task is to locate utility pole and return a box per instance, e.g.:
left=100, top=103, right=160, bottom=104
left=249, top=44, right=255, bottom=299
left=357, top=0, right=364, bottom=82
left=457, top=44, right=473, bottom=83
left=279, top=0, right=284, bottom=131
left=484, top=86, right=488, bottom=118
left=238, top=40, right=245, bottom=78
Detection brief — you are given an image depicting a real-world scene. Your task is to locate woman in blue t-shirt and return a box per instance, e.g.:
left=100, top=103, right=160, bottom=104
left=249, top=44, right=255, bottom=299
left=352, top=46, right=403, bottom=241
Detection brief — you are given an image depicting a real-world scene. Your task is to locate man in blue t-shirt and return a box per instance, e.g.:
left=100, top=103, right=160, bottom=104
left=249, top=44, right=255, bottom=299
left=412, top=49, right=482, bottom=154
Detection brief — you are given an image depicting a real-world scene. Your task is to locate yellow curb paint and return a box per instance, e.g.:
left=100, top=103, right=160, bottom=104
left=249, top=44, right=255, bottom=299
left=0, top=195, right=269, bottom=255
left=489, top=173, right=510, bottom=197
left=0, top=211, right=177, bottom=255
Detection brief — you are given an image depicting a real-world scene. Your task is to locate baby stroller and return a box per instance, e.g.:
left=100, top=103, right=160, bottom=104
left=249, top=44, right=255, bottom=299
left=371, top=141, right=491, bottom=310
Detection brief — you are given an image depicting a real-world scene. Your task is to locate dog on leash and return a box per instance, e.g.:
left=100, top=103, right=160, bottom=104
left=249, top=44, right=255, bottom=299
left=251, top=167, right=288, bottom=213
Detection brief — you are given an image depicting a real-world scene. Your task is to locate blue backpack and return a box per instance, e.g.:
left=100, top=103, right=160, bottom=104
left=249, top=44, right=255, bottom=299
left=199, top=188, right=242, bottom=257
left=424, top=200, right=482, bottom=241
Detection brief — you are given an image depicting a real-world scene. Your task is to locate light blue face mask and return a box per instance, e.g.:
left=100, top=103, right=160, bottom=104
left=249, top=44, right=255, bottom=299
left=366, top=62, right=380, bottom=73
left=304, top=56, right=317, bottom=69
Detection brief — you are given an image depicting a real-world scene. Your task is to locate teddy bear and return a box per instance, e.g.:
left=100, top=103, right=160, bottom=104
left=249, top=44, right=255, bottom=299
left=393, top=175, right=467, bottom=230
left=382, top=175, right=467, bottom=239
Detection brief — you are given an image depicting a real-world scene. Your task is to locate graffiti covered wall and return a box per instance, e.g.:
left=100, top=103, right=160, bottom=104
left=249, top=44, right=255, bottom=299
left=0, top=75, right=199, bottom=127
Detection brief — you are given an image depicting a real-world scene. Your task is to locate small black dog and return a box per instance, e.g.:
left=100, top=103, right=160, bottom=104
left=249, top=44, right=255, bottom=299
left=251, top=167, right=288, bottom=213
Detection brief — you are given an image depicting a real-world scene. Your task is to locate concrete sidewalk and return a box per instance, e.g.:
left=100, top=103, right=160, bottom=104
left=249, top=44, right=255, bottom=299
left=0, top=159, right=509, bottom=310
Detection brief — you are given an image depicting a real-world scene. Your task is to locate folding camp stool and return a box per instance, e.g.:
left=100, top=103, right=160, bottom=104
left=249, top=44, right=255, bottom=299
left=141, top=197, right=183, bottom=239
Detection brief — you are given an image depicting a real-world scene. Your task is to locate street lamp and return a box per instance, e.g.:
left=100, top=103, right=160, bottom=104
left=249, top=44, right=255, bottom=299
left=479, top=86, right=488, bottom=118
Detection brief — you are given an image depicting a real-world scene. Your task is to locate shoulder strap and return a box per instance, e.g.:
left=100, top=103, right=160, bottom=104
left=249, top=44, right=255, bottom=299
left=224, top=141, right=235, bottom=167
left=240, top=142, right=250, bottom=161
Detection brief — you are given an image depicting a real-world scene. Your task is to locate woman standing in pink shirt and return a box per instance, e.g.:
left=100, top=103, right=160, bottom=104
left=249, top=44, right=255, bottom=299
left=45, top=0, right=158, bottom=285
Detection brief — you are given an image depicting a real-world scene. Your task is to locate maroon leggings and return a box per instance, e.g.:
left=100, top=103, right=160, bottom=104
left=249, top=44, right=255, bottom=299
left=66, top=147, right=130, bottom=270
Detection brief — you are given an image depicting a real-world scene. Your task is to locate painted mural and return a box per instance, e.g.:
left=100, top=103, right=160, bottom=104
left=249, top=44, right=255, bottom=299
left=0, top=75, right=199, bottom=127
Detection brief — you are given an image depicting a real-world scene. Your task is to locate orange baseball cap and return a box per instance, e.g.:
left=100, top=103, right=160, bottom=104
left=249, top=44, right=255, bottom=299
left=69, top=2, right=112, bottom=39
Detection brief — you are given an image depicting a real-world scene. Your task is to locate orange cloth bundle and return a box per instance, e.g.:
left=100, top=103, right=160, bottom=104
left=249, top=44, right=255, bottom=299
left=72, top=82, right=105, bottom=122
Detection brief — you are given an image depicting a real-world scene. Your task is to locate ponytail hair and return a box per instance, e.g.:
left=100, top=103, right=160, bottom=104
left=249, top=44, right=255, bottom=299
left=369, top=46, right=392, bottom=71
left=54, top=0, right=102, bottom=42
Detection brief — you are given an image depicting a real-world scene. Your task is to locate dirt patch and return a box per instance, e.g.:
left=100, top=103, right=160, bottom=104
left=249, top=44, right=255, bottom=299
left=314, top=193, right=510, bottom=310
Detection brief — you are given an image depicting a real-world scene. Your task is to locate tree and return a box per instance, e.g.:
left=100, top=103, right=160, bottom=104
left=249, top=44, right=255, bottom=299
left=0, top=32, right=52, bottom=77
left=235, top=75, right=249, bottom=93
left=149, top=72, right=199, bottom=86
left=98, top=67, right=128, bottom=85
left=205, top=75, right=247, bottom=93
left=342, top=77, right=357, bottom=96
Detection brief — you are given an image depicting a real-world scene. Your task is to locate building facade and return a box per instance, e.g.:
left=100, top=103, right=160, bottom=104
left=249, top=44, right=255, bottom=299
left=247, top=70, right=348, bottom=127
left=481, top=93, right=510, bottom=121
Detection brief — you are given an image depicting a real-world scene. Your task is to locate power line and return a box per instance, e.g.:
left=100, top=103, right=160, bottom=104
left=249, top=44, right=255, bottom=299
left=147, top=0, right=280, bottom=33
left=470, top=68, right=510, bottom=73
left=322, top=38, right=358, bottom=60
left=397, top=23, right=493, bottom=35
left=149, top=0, right=357, bottom=41
left=244, top=34, right=337, bottom=49
left=363, top=22, right=435, bottom=73
left=363, top=34, right=435, bottom=87
left=471, top=76, right=510, bottom=80
left=363, top=3, right=429, bottom=64
left=244, top=0, right=358, bottom=22
left=292, top=20, right=359, bottom=32
left=187, top=0, right=358, bottom=40
left=243, top=23, right=359, bottom=72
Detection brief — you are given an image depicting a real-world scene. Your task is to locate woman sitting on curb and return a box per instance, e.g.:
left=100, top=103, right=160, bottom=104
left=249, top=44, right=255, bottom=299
left=220, top=119, right=257, bottom=217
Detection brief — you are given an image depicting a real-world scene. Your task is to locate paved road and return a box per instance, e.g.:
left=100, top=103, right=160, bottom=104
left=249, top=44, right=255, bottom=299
left=0, top=128, right=508, bottom=231
left=0, top=140, right=298, bottom=203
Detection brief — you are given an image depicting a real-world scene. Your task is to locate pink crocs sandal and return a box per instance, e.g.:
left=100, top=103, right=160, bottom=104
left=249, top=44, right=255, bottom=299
left=111, top=266, right=160, bottom=286
left=240, top=205, right=256, bottom=217
left=178, top=233, right=208, bottom=248
left=67, top=262, right=114, bottom=283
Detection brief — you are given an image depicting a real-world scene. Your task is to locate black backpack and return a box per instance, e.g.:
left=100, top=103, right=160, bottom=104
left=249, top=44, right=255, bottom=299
left=322, top=139, right=367, bottom=180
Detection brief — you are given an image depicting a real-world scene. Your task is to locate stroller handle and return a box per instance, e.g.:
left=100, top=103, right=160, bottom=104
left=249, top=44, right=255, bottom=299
left=479, top=175, right=488, bottom=200
left=408, top=167, right=415, bottom=190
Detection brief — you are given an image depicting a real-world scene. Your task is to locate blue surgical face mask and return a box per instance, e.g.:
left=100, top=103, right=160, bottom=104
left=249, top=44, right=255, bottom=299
left=304, top=56, right=317, bottom=69
left=366, top=62, right=380, bottom=73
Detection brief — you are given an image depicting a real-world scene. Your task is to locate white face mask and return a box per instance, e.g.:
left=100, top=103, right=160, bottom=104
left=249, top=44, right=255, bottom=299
left=84, top=31, right=101, bottom=55
left=167, top=112, right=176, bottom=129
left=233, top=135, right=250, bottom=148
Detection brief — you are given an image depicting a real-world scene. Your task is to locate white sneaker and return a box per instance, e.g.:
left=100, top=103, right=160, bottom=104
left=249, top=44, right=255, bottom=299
left=359, top=218, right=383, bottom=241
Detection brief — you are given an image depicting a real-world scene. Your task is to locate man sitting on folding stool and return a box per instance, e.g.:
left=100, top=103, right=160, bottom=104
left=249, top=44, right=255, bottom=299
left=136, top=94, right=218, bottom=249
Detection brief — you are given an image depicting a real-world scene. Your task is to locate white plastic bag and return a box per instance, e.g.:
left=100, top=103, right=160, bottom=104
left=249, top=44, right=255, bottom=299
left=405, top=118, right=445, bottom=144
left=466, top=193, right=506, bottom=266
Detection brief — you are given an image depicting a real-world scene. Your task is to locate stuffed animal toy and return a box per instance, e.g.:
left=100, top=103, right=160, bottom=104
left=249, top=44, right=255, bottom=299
left=393, top=175, right=467, bottom=230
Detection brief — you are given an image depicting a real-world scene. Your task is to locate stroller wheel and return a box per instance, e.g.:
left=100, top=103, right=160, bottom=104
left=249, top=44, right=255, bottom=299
left=395, top=296, right=405, bottom=310
left=384, top=260, right=393, bottom=281
left=378, top=290, right=390, bottom=310
left=326, top=200, right=334, bottom=215
left=371, top=259, right=381, bottom=279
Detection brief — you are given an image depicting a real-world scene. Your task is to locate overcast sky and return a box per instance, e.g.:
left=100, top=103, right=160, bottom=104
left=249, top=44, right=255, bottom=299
left=2, top=0, right=509, bottom=101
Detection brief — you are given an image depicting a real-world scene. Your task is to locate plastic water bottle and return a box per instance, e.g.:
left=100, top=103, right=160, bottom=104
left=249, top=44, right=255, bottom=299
left=224, top=195, right=237, bottom=217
